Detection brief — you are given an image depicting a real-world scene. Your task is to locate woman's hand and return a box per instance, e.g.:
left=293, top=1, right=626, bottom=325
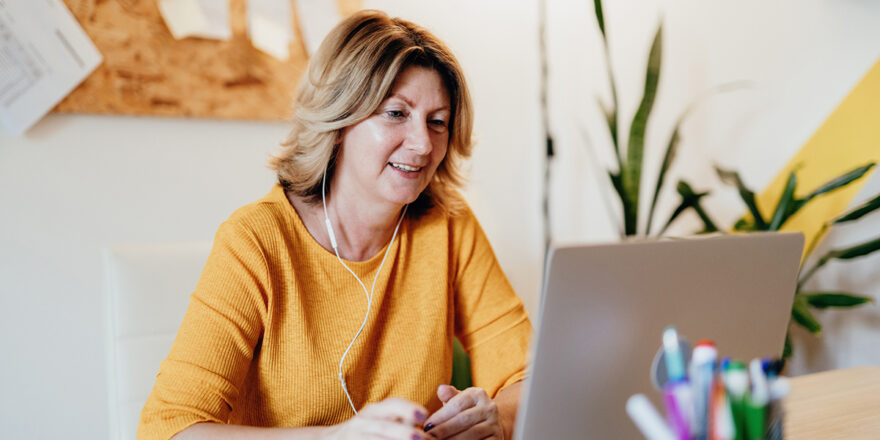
left=422, top=385, right=504, bottom=439
left=330, top=398, right=432, bottom=440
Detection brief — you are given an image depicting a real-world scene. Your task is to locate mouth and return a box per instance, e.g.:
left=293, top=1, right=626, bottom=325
left=389, top=162, right=423, bottom=173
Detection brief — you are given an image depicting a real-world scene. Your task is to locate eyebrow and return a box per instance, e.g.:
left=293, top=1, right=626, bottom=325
left=387, top=93, right=450, bottom=113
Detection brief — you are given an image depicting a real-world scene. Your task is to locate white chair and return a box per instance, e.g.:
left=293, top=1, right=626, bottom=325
left=102, top=241, right=474, bottom=439
left=103, top=242, right=211, bottom=440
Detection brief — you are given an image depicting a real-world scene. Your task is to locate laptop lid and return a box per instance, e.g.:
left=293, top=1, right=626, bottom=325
left=514, top=232, right=804, bottom=439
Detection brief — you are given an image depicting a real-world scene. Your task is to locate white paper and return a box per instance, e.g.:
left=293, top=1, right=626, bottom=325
left=158, top=0, right=231, bottom=41
left=247, top=0, right=294, bottom=61
left=0, top=0, right=102, bottom=135
left=293, top=0, right=341, bottom=56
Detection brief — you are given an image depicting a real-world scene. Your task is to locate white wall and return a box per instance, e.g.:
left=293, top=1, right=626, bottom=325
left=1, top=1, right=879, bottom=438
left=0, top=116, right=282, bottom=440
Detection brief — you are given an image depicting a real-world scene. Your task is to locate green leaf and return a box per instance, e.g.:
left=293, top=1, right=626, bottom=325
left=646, top=126, right=680, bottom=235
left=622, top=178, right=638, bottom=235
left=792, top=296, right=822, bottom=334
left=803, top=163, right=875, bottom=202
left=450, top=338, right=472, bottom=390
left=623, top=24, right=663, bottom=236
left=607, top=171, right=624, bottom=199
left=660, top=180, right=716, bottom=234
left=768, top=172, right=797, bottom=230
left=802, top=223, right=829, bottom=260
left=609, top=170, right=637, bottom=237
left=593, top=0, right=606, bottom=38
left=834, top=193, right=880, bottom=224
left=692, top=202, right=720, bottom=233
left=596, top=96, right=620, bottom=166
left=787, top=163, right=869, bottom=215
left=783, top=332, right=792, bottom=359
left=834, top=235, right=880, bottom=260
left=802, top=292, right=874, bottom=309
left=799, top=235, right=880, bottom=287
left=733, top=218, right=754, bottom=231
left=715, top=166, right=768, bottom=230
left=644, top=82, right=753, bottom=236
left=676, top=180, right=701, bottom=201
left=784, top=163, right=876, bottom=224
left=660, top=194, right=691, bottom=235
left=659, top=180, right=699, bottom=235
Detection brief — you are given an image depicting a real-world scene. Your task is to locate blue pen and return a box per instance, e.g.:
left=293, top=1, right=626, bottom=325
left=663, top=327, right=687, bottom=382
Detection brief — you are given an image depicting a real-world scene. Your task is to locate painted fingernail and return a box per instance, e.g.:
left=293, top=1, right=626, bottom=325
left=414, top=411, right=426, bottom=422
left=423, top=423, right=435, bottom=432
left=412, top=434, right=422, bottom=440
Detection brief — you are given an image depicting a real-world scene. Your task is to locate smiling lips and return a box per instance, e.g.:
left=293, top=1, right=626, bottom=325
left=390, top=162, right=423, bottom=172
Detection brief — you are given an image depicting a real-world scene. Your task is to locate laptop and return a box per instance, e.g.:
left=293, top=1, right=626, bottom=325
left=513, top=232, right=804, bottom=439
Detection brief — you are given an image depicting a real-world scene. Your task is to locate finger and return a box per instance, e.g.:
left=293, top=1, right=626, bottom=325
left=359, top=419, right=432, bottom=440
left=360, top=398, right=429, bottom=426
left=425, top=387, right=489, bottom=428
left=425, top=391, right=477, bottom=428
left=437, top=384, right=460, bottom=404
left=425, top=405, right=491, bottom=439
left=446, top=421, right=498, bottom=440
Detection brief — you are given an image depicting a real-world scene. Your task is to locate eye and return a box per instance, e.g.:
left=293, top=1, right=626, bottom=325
left=429, top=119, right=449, bottom=132
left=385, top=109, right=406, bottom=120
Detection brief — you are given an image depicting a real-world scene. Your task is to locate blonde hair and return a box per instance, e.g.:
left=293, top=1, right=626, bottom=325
left=269, top=9, right=474, bottom=216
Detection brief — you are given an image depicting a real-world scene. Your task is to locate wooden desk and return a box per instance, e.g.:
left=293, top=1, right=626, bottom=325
left=785, top=366, right=880, bottom=439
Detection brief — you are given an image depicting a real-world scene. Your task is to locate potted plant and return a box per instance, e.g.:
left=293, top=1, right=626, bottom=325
left=669, top=163, right=879, bottom=357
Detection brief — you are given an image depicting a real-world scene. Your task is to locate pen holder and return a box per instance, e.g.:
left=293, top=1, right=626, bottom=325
left=626, top=326, right=789, bottom=440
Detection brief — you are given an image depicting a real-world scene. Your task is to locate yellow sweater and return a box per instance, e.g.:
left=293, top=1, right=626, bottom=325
left=138, top=185, right=532, bottom=439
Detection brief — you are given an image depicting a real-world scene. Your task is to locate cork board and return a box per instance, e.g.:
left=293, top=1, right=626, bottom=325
left=55, top=0, right=361, bottom=120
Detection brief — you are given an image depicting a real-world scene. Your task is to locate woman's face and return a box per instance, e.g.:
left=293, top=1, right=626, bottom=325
left=334, top=66, right=451, bottom=208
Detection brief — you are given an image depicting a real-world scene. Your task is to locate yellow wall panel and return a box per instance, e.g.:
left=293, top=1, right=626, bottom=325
left=757, top=57, right=880, bottom=257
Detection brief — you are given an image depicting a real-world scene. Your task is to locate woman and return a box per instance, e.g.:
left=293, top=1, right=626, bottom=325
left=139, top=10, right=531, bottom=440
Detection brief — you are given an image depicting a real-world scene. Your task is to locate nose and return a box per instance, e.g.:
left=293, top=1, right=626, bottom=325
left=404, top=118, right=433, bottom=155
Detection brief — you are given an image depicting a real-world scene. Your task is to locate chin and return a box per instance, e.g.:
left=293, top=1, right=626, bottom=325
left=384, top=183, right=429, bottom=206
left=397, top=193, right=422, bottom=205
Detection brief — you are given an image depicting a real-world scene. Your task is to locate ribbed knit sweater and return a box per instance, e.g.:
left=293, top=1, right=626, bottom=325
left=137, top=185, right=532, bottom=439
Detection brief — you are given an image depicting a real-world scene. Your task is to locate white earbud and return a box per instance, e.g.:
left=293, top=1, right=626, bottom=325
left=322, top=168, right=339, bottom=250
left=324, top=217, right=338, bottom=249
left=321, top=166, right=406, bottom=415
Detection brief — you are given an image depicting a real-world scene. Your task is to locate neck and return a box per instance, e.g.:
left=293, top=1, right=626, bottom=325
left=325, top=188, right=405, bottom=261
left=286, top=188, right=405, bottom=262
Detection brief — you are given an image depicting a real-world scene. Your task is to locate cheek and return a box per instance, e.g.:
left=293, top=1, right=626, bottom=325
left=433, top=136, right=450, bottom=162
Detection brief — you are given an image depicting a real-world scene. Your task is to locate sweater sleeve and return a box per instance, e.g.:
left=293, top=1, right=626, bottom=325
left=137, top=219, right=270, bottom=440
left=451, top=207, right=532, bottom=398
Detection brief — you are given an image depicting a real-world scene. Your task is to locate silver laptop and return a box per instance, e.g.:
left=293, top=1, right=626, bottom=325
left=514, top=232, right=804, bottom=439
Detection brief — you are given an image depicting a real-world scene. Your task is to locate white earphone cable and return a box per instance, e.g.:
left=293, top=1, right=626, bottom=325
left=322, top=167, right=407, bottom=415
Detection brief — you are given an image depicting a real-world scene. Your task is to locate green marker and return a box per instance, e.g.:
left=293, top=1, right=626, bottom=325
left=723, top=361, right=748, bottom=440
left=745, top=358, right=769, bottom=440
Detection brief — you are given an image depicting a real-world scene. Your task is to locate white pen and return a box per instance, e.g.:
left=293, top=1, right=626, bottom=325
left=627, top=394, right=677, bottom=440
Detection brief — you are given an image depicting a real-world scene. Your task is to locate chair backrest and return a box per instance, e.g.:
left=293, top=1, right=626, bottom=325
left=103, top=242, right=211, bottom=440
